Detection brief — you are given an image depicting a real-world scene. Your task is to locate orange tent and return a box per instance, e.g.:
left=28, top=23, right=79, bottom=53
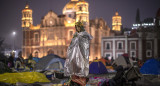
left=99, top=58, right=107, bottom=66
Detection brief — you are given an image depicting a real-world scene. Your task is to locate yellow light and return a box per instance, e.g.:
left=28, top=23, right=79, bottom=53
left=23, top=56, right=27, bottom=59
left=44, top=37, right=47, bottom=41
left=22, top=17, right=32, bottom=20
left=76, top=11, right=89, bottom=14
left=55, top=41, right=57, bottom=45
left=63, top=41, right=65, bottom=45
left=22, top=9, right=32, bottom=12
left=55, top=36, right=58, bottom=40
left=30, top=24, right=41, bottom=30
left=112, top=23, right=122, bottom=25
left=71, top=0, right=78, bottom=1
left=68, top=21, right=71, bottom=23
left=77, top=2, right=88, bottom=5
left=64, top=21, right=75, bottom=27
left=112, top=11, right=122, bottom=31
left=58, top=40, right=62, bottom=45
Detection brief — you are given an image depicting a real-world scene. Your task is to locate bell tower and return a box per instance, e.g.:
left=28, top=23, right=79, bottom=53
left=76, top=0, right=89, bottom=33
left=112, top=11, right=122, bottom=31
left=22, top=2, right=33, bottom=28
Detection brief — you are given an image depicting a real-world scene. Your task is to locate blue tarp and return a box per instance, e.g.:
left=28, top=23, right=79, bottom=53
left=32, top=57, right=40, bottom=63
left=140, top=59, right=160, bottom=75
left=89, top=61, right=108, bottom=74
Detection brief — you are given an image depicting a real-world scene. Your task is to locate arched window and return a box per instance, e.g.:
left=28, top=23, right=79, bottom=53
left=79, top=6, right=82, bottom=11
left=68, top=14, right=72, bottom=18
left=117, top=41, right=123, bottom=50
left=34, top=33, right=39, bottom=42
left=33, top=50, right=39, bottom=57
left=68, top=30, right=74, bottom=40
left=47, top=49, right=54, bottom=55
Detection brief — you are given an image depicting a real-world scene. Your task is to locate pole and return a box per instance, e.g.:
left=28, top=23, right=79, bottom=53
left=13, top=36, right=15, bottom=50
left=12, top=31, right=16, bottom=50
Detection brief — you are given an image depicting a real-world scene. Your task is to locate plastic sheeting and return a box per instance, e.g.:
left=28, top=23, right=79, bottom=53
left=0, top=72, right=50, bottom=84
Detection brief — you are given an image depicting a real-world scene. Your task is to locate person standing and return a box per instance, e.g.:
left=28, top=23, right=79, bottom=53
left=8, top=52, right=15, bottom=68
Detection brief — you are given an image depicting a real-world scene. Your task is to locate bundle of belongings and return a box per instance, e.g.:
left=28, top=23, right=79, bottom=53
left=109, top=54, right=141, bottom=86
left=107, top=65, right=141, bottom=86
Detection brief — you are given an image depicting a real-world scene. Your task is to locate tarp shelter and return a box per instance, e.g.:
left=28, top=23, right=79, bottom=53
left=89, top=60, right=108, bottom=74
left=112, top=56, right=133, bottom=68
left=35, top=54, right=65, bottom=71
left=0, top=72, right=50, bottom=84
left=140, top=59, right=160, bottom=75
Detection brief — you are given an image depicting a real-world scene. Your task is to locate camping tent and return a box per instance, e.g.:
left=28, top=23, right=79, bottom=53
left=35, top=54, right=65, bottom=71
left=99, top=58, right=107, bottom=65
left=89, top=61, right=108, bottom=74
left=140, top=59, right=160, bottom=75
left=45, top=58, right=65, bottom=71
left=112, top=56, right=133, bottom=68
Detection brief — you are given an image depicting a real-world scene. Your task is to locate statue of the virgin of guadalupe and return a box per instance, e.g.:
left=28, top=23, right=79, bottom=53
left=64, top=21, right=93, bottom=85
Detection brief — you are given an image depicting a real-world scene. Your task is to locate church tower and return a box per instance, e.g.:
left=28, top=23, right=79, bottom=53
left=135, top=8, right=141, bottom=23
left=22, top=3, right=33, bottom=28
left=76, top=0, right=89, bottom=33
left=112, top=11, right=122, bottom=31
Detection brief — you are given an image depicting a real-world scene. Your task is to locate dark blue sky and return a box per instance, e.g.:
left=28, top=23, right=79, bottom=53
left=0, top=0, right=159, bottom=49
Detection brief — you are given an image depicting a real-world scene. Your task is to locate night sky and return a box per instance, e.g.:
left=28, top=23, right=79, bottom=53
left=0, top=0, right=159, bottom=49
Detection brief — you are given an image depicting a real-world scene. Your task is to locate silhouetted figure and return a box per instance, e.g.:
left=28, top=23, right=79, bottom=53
left=32, top=52, right=40, bottom=63
left=15, top=51, right=24, bottom=69
left=109, top=65, right=125, bottom=86
left=8, top=52, right=15, bottom=68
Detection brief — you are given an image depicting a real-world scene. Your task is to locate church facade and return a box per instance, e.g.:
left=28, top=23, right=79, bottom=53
left=22, top=0, right=110, bottom=61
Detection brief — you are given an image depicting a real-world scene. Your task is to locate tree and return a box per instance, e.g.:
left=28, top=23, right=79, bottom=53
left=0, top=37, right=4, bottom=53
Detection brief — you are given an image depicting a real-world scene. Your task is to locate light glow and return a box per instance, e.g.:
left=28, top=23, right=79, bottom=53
left=13, top=32, right=16, bottom=36
left=30, top=24, right=41, bottom=30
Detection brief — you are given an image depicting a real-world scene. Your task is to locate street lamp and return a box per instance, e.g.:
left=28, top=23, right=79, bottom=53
left=13, top=32, right=16, bottom=36
left=12, top=31, right=16, bottom=50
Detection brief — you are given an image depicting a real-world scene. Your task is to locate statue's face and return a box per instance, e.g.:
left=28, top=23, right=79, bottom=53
left=75, top=25, right=81, bottom=32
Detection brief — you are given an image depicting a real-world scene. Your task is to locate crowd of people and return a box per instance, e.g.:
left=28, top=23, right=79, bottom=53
left=0, top=50, right=143, bottom=86
left=4, top=51, right=40, bottom=71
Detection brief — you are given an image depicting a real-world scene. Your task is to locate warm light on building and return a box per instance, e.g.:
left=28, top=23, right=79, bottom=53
left=22, top=0, right=110, bottom=61
left=30, top=24, right=41, bottom=30
left=22, top=3, right=33, bottom=28
left=112, top=11, right=122, bottom=31
left=76, top=0, right=89, bottom=23
left=64, top=20, right=75, bottom=27
left=71, top=0, right=79, bottom=1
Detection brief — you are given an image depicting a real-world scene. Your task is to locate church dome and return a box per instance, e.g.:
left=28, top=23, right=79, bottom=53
left=22, top=4, right=32, bottom=13
left=63, top=0, right=79, bottom=14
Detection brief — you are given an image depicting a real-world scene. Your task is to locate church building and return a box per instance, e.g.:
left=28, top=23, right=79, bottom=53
left=22, top=0, right=110, bottom=61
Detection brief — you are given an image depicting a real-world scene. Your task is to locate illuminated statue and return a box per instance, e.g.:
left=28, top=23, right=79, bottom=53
left=64, top=21, right=92, bottom=85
